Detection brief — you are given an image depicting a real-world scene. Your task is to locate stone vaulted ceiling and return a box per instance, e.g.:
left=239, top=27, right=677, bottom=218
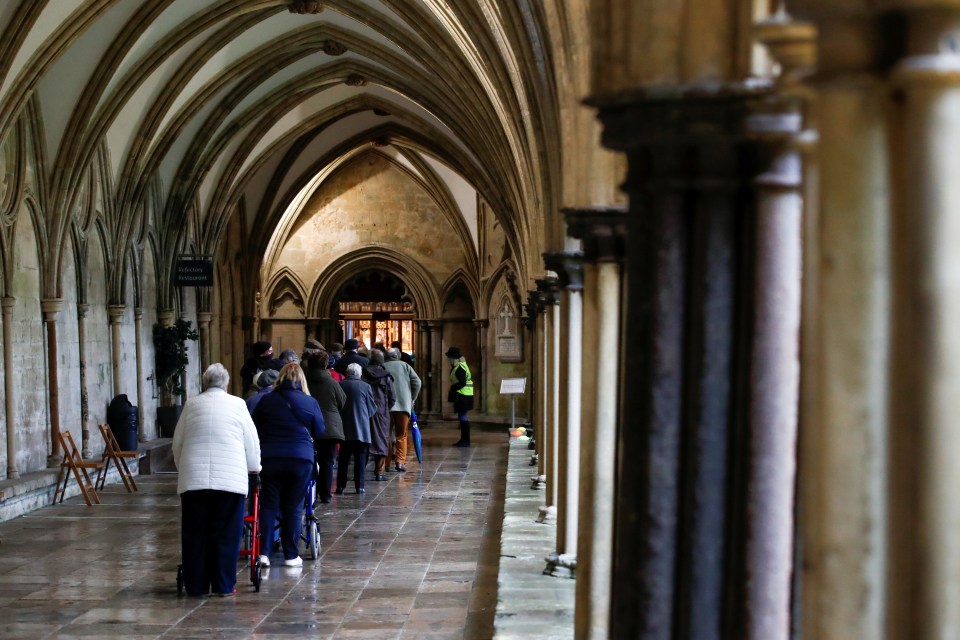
left=0, top=0, right=566, bottom=302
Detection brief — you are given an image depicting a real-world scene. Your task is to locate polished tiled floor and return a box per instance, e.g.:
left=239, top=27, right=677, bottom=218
left=0, top=426, right=507, bottom=639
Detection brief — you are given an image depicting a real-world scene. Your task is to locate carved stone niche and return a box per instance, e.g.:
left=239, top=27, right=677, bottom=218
left=494, top=295, right=523, bottom=362
left=289, top=1, right=324, bottom=14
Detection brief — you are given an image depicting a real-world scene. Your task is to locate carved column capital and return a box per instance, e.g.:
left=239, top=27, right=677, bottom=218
left=564, top=206, right=629, bottom=263
left=134, top=306, right=143, bottom=320
left=196, top=312, right=212, bottom=325
left=1, top=296, right=15, bottom=312
left=543, top=251, right=585, bottom=291
left=158, top=309, right=176, bottom=327
left=472, top=318, right=489, bottom=329
left=536, top=276, right=561, bottom=306
left=41, top=298, right=64, bottom=321
left=107, top=305, right=126, bottom=323
left=76, top=303, right=89, bottom=319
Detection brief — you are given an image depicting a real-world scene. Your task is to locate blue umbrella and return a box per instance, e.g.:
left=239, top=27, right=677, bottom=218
left=411, top=412, right=423, bottom=464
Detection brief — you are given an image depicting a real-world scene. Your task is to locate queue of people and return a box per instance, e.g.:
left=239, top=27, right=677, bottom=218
left=172, top=339, right=469, bottom=595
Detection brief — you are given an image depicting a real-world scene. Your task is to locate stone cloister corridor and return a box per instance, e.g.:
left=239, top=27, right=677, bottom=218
left=2, top=1, right=960, bottom=639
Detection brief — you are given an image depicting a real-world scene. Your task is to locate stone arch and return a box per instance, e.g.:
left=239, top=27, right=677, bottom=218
left=263, top=267, right=307, bottom=319
left=439, top=269, right=480, bottom=318
left=309, top=247, right=440, bottom=320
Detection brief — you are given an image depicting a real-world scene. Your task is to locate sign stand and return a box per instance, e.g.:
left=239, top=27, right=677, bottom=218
left=499, top=378, right=527, bottom=432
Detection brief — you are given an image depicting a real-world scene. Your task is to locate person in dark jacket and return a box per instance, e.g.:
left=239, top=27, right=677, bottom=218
left=251, top=363, right=324, bottom=567
left=333, top=338, right=369, bottom=376
left=239, top=341, right=283, bottom=396
left=338, top=363, right=377, bottom=494
left=304, top=347, right=345, bottom=504
left=364, top=349, right=396, bottom=481
left=446, top=347, right=474, bottom=447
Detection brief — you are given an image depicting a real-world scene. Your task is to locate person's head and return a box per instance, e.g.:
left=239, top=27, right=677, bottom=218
left=202, top=363, right=230, bottom=391
left=276, top=362, right=311, bottom=396
left=373, top=342, right=386, bottom=353
left=369, top=349, right=385, bottom=366
left=346, top=363, right=362, bottom=379
left=445, top=346, right=463, bottom=365
left=385, top=347, right=399, bottom=361
left=304, top=339, right=324, bottom=352
left=305, top=348, right=329, bottom=370
left=329, top=342, right=344, bottom=356
left=256, top=368, right=279, bottom=389
left=279, top=349, right=300, bottom=364
left=390, top=340, right=402, bottom=350
left=357, top=345, right=370, bottom=356
left=253, top=340, right=272, bottom=358
left=344, top=338, right=360, bottom=352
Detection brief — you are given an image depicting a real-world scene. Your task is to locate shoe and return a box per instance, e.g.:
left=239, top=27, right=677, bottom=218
left=395, top=464, right=406, bottom=472
left=453, top=441, right=470, bottom=448
left=357, top=488, right=365, bottom=494
left=376, top=474, right=387, bottom=481
left=320, top=498, right=331, bottom=504
left=258, top=555, right=270, bottom=567
left=215, top=589, right=237, bottom=597
left=335, top=488, right=344, bottom=495
left=282, top=556, right=303, bottom=567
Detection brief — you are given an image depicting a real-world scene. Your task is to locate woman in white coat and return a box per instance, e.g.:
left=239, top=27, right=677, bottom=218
left=172, top=363, right=261, bottom=596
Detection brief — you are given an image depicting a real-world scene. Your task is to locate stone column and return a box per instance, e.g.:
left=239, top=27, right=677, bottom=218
left=108, top=305, right=125, bottom=398
left=76, top=304, right=91, bottom=456
left=2, top=297, right=17, bottom=478
left=543, top=250, right=584, bottom=578
left=42, top=299, right=64, bottom=466
left=589, top=81, right=805, bottom=637
left=134, top=307, right=146, bottom=442
left=884, top=5, right=960, bottom=637
left=743, top=94, right=805, bottom=640
left=526, top=289, right=547, bottom=478
left=537, top=285, right=560, bottom=524
left=427, top=321, right=443, bottom=416
left=196, top=311, right=212, bottom=373
left=566, top=208, right=627, bottom=639
left=473, top=319, right=489, bottom=414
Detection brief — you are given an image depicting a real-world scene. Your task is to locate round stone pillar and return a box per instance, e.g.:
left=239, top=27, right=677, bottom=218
left=42, top=299, right=64, bottom=466
left=77, top=304, right=91, bottom=456
left=108, top=305, right=126, bottom=398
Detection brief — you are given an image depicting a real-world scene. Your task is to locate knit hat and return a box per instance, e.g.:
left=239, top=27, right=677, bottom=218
left=257, top=368, right=279, bottom=389
left=253, top=340, right=272, bottom=356
left=344, top=338, right=360, bottom=351
left=304, top=339, right=324, bottom=351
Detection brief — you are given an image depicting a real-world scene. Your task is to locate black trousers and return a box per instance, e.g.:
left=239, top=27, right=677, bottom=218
left=180, top=489, right=245, bottom=596
left=259, top=457, right=313, bottom=561
left=337, top=441, right=369, bottom=492
left=314, top=440, right=339, bottom=502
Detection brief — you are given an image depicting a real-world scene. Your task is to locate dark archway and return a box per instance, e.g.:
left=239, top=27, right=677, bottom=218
left=336, top=269, right=416, bottom=353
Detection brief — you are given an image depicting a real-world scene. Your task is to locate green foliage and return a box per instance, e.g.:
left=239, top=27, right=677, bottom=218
left=153, top=319, right=199, bottom=404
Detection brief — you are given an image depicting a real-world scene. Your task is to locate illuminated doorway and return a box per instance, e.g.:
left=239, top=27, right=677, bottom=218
left=336, top=270, right=415, bottom=354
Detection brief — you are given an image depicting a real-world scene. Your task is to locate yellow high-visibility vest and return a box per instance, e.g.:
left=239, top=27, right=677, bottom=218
left=450, top=361, right=474, bottom=396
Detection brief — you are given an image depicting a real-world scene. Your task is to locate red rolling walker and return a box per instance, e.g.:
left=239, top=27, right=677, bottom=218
left=240, top=474, right=264, bottom=592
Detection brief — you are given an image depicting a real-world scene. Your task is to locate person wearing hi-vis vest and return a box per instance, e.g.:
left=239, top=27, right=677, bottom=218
left=445, top=346, right=474, bottom=447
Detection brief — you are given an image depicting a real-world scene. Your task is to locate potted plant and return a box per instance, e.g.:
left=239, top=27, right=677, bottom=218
left=153, top=318, right=199, bottom=437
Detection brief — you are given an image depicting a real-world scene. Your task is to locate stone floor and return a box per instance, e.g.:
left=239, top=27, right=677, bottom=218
left=0, top=424, right=510, bottom=639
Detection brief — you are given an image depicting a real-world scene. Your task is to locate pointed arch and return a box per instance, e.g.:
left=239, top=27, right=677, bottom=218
left=308, top=246, right=440, bottom=320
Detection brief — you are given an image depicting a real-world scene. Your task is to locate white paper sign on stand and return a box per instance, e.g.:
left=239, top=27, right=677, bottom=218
left=499, top=378, right=527, bottom=431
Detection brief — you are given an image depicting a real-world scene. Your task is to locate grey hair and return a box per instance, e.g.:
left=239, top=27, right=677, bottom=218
left=385, top=347, right=399, bottom=358
left=202, top=363, right=230, bottom=391
left=346, top=363, right=362, bottom=378
left=279, top=349, right=300, bottom=363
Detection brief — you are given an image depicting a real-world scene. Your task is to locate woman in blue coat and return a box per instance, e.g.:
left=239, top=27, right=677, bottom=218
left=252, top=363, right=324, bottom=567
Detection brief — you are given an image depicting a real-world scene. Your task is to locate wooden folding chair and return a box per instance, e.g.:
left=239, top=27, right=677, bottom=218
left=53, top=430, right=103, bottom=506
left=96, top=423, right=138, bottom=493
